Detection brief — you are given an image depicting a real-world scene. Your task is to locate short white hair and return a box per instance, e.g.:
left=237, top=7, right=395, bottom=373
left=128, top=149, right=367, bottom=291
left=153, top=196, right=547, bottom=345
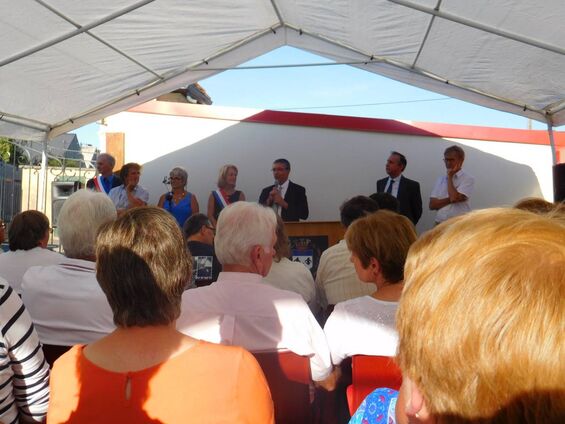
left=58, top=189, right=117, bottom=258
left=215, top=202, right=277, bottom=267
left=98, top=153, right=116, bottom=168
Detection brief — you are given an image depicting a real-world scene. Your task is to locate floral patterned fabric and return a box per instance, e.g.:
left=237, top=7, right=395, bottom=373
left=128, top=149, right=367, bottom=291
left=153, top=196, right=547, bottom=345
left=349, top=388, right=398, bottom=424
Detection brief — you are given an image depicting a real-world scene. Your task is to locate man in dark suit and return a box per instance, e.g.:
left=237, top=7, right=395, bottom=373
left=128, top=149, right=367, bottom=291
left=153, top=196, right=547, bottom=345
left=86, top=153, right=122, bottom=194
left=376, top=151, right=422, bottom=225
left=259, top=158, right=309, bottom=222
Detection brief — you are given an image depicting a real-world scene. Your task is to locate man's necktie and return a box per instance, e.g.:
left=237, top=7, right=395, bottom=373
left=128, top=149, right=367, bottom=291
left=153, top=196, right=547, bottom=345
left=386, top=179, right=395, bottom=194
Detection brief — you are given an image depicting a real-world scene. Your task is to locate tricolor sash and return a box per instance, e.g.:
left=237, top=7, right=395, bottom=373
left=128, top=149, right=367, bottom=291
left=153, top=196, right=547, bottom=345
left=213, top=189, right=229, bottom=210
left=91, top=176, right=104, bottom=192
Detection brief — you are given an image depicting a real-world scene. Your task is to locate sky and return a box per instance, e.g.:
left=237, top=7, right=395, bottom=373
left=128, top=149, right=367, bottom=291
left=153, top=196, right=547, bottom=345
left=71, top=46, right=556, bottom=147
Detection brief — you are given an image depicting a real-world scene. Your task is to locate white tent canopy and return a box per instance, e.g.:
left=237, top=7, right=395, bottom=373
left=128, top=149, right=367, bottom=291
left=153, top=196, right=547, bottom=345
left=2, top=0, right=565, bottom=143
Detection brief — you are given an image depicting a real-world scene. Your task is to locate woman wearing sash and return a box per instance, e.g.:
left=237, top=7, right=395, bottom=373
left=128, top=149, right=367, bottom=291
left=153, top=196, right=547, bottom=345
left=207, top=164, right=245, bottom=226
left=158, top=167, right=199, bottom=227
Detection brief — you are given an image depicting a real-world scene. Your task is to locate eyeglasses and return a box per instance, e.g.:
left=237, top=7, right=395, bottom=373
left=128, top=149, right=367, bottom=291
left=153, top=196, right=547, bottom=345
left=205, top=225, right=216, bottom=234
left=271, top=167, right=288, bottom=172
left=170, top=176, right=183, bottom=181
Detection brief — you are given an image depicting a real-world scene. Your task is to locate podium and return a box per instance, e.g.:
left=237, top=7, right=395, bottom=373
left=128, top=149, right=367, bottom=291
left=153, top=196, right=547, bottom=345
left=284, top=221, right=345, bottom=276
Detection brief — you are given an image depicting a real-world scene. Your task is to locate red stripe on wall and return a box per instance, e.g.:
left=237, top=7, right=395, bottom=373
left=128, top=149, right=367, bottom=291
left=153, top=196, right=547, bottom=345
left=128, top=101, right=565, bottom=146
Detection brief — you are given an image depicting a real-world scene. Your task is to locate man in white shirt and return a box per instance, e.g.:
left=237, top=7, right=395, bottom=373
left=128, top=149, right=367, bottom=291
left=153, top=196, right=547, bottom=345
left=429, top=145, right=475, bottom=224
left=316, top=196, right=379, bottom=308
left=177, top=201, right=334, bottom=387
left=22, top=190, right=116, bottom=346
left=0, top=210, right=64, bottom=293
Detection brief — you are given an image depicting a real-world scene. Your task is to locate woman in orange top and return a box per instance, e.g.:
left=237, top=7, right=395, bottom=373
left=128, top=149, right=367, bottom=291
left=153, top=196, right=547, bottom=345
left=47, top=207, right=274, bottom=423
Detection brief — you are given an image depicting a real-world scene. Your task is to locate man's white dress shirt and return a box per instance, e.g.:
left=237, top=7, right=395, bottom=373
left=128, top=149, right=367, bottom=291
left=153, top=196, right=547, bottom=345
left=430, top=169, right=475, bottom=223
left=177, top=271, right=332, bottom=381
left=0, top=247, right=65, bottom=294
left=21, top=258, right=115, bottom=345
left=315, top=240, right=376, bottom=307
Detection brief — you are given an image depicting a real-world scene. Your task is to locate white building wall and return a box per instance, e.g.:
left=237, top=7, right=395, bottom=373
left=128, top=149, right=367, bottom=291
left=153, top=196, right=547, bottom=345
left=104, top=106, right=552, bottom=233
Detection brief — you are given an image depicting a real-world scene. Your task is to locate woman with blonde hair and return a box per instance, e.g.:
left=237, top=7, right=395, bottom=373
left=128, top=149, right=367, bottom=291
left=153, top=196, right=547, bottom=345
left=393, top=208, right=565, bottom=423
left=324, top=210, right=417, bottom=366
left=158, top=166, right=199, bottom=227
left=207, top=164, right=245, bottom=226
left=47, top=207, right=273, bottom=423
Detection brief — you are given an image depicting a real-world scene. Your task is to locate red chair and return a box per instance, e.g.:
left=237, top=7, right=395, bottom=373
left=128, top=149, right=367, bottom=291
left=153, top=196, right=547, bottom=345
left=252, top=350, right=312, bottom=424
left=42, top=344, right=72, bottom=368
left=346, top=355, right=402, bottom=415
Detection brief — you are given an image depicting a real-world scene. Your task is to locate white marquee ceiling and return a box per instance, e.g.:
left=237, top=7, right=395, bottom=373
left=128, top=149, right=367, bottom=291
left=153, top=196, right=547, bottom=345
left=1, top=0, right=565, bottom=142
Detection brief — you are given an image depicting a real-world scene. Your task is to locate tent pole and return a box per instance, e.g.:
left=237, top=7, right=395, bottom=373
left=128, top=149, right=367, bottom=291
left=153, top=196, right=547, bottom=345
left=37, top=138, right=48, bottom=213
left=546, top=121, right=557, bottom=166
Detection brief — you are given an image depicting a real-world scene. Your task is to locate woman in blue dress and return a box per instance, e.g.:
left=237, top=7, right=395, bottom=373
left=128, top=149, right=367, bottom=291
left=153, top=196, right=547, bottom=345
left=158, top=167, right=199, bottom=227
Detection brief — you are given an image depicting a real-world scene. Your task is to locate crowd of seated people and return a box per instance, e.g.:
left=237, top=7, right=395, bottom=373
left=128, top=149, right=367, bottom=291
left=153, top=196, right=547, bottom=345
left=177, top=201, right=337, bottom=390
left=351, top=208, right=565, bottom=423
left=48, top=207, right=273, bottom=423
left=324, top=209, right=417, bottom=366
left=0, top=187, right=562, bottom=423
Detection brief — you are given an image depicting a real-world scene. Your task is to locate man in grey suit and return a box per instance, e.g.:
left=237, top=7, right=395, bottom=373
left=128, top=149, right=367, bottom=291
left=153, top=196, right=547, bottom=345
left=375, top=151, right=422, bottom=225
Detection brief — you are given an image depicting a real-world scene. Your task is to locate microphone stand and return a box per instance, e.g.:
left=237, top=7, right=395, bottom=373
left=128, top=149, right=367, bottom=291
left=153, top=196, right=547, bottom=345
left=162, top=176, right=173, bottom=213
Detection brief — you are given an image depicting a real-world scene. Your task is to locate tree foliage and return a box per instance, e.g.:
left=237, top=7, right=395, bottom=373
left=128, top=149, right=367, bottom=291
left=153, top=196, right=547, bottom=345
left=0, top=137, right=29, bottom=165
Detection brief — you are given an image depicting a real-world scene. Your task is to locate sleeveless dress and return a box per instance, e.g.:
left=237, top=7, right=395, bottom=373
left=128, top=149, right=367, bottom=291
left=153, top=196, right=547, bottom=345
left=164, top=192, right=193, bottom=227
left=212, top=190, right=242, bottom=221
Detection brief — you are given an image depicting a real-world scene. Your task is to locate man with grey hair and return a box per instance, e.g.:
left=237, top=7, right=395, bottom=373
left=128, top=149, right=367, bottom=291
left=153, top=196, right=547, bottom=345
left=178, top=201, right=335, bottom=387
left=22, top=190, right=116, bottom=346
left=429, top=145, right=475, bottom=224
left=87, top=153, right=122, bottom=194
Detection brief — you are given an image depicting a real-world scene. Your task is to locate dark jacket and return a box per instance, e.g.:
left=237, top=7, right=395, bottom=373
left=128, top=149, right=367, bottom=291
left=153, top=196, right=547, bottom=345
left=376, top=175, right=422, bottom=225
left=259, top=180, right=309, bottom=222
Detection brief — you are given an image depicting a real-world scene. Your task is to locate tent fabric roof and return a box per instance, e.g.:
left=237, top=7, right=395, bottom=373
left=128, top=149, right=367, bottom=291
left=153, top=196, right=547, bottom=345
left=2, top=0, right=565, bottom=142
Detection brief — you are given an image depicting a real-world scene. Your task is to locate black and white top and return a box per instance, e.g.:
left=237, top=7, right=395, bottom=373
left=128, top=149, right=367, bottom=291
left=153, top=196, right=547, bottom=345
left=0, top=279, right=50, bottom=423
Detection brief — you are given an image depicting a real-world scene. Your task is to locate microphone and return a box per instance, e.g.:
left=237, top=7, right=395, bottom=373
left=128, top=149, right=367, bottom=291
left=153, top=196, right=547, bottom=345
left=162, top=176, right=171, bottom=185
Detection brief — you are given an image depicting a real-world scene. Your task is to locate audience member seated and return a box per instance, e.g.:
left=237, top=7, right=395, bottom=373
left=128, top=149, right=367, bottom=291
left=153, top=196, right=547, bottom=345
left=177, top=202, right=335, bottom=388
left=369, top=192, right=400, bottom=213
left=0, top=277, right=50, bottom=423
left=395, top=208, right=564, bottom=423
left=513, top=196, right=564, bottom=215
left=324, top=210, right=416, bottom=366
left=207, top=164, right=246, bottom=227
left=183, top=213, right=221, bottom=287
left=158, top=166, right=199, bottom=227
left=47, top=207, right=274, bottom=423
left=316, top=196, right=379, bottom=309
left=109, top=162, right=149, bottom=216
left=0, top=210, right=64, bottom=293
left=22, top=190, right=116, bottom=346
left=263, top=215, right=318, bottom=314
